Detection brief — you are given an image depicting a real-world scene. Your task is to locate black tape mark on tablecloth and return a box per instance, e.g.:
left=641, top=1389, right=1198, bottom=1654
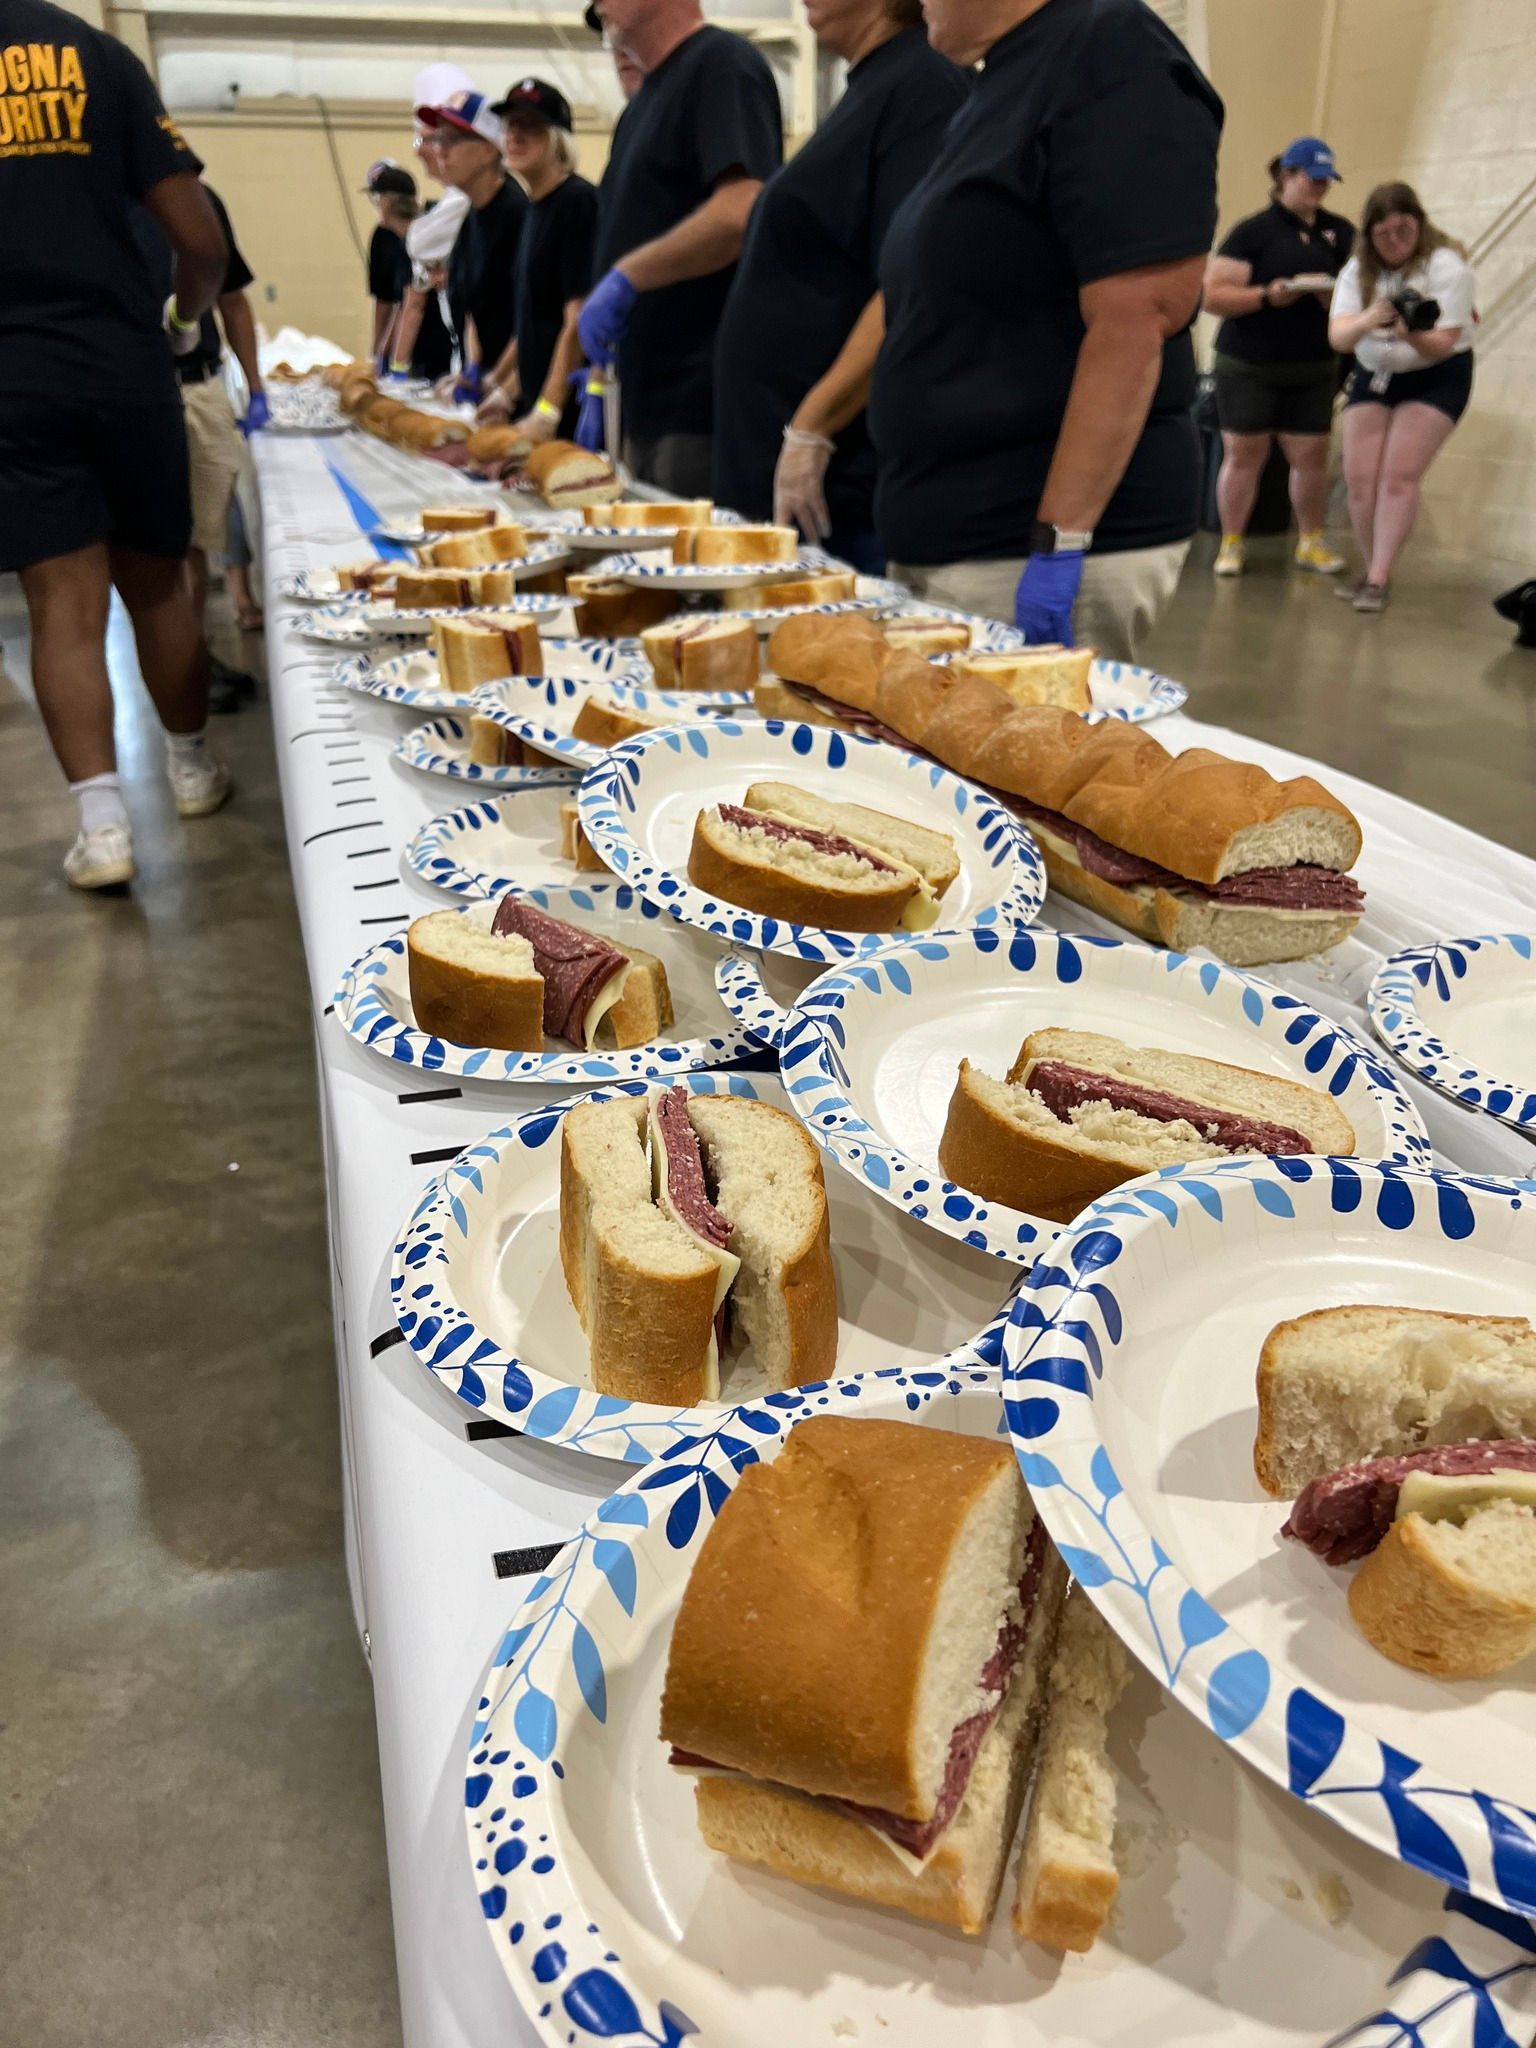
left=409, top=1144, right=462, bottom=1164
left=303, top=819, right=383, bottom=846
left=369, top=1327, right=405, bottom=1358
left=493, top=1542, right=563, bottom=1580
left=397, top=1085, right=462, bottom=1103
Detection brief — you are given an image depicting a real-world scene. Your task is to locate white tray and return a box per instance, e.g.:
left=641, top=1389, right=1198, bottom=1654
left=577, top=717, right=1045, bottom=963
left=1369, top=933, right=1536, bottom=1131
left=777, top=929, right=1430, bottom=1262
left=392, top=1070, right=1016, bottom=1460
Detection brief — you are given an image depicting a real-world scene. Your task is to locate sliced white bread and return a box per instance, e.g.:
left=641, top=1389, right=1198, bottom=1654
left=524, top=439, right=620, bottom=507
left=570, top=696, right=660, bottom=751
left=559, top=1095, right=723, bottom=1403
left=405, top=912, right=542, bottom=1051
left=1348, top=1496, right=1536, bottom=1677
left=743, top=780, right=961, bottom=896
left=1253, top=1306, right=1536, bottom=1498
left=640, top=616, right=760, bottom=691
left=686, top=1094, right=836, bottom=1389
left=395, top=567, right=515, bottom=610
left=1151, top=893, right=1364, bottom=970
left=560, top=800, right=606, bottom=873
left=433, top=614, right=543, bottom=689
left=588, top=499, right=712, bottom=529
left=420, top=506, right=497, bottom=532
left=1013, top=1593, right=1130, bottom=1951
left=673, top=523, right=797, bottom=566
left=951, top=648, right=1095, bottom=715
left=688, top=807, right=920, bottom=933
left=883, top=619, right=971, bottom=657
left=467, top=713, right=516, bottom=767
left=480, top=523, right=531, bottom=562
left=568, top=575, right=678, bottom=639
left=752, top=677, right=850, bottom=727
left=721, top=570, right=858, bottom=610
left=417, top=529, right=499, bottom=569
left=692, top=1542, right=1068, bottom=1934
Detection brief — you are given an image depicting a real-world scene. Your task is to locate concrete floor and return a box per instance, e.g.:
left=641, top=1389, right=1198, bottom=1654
left=0, top=537, right=1530, bottom=2048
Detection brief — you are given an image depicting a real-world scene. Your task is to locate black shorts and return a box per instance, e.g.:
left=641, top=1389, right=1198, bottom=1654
left=1213, top=362, right=1337, bottom=437
left=0, top=387, right=193, bottom=575
left=1344, top=350, right=1473, bottom=423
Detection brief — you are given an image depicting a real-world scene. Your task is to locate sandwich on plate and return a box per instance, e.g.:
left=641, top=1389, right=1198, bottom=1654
left=947, top=647, right=1095, bottom=713
left=569, top=695, right=660, bottom=752
left=567, top=573, right=676, bottom=639
left=882, top=617, right=971, bottom=657
left=416, top=524, right=529, bottom=569
left=660, top=1414, right=1070, bottom=1933
left=559, top=799, right=605, bottom=872
left=405, top=900, right=672, bottom=1054
left=940, top=1027, right=1356, bottom=1223
left=431, top=613, right=543, bottom=690
left=394, top=567, right=515, bottom=611
left=688, top=781, right=960, bottom=933
left=420, top=506, right=500, bottom=533
left=1260, top=1305, right=1536, bottom=1677
left=721, top=569, right=858, bottom=611
left=672, top=523, right=797, bottom=567
left=559, top=1086, right=836, bottom=1404
left=524, top=438, right=620, bottom=507
left=640, top=615, right=759, bottom=691
left=587, top=499, right=713, bottom=530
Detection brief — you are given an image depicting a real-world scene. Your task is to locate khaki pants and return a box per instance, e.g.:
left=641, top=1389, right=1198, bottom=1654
left=890, top=538, right=1191, bottom=666
left=180, top=375, right=245, bottom=557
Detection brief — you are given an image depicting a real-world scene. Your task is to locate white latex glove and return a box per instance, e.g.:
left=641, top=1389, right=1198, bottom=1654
left=773, top=425, right=835, bottom=544
left=475, top=385, right=513, bottom=426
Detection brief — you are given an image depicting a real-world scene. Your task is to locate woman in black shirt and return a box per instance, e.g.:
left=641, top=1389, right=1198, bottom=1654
left=476, top=79, right=598, bottom=443
left=1203, top=136, right=1353, bottom=577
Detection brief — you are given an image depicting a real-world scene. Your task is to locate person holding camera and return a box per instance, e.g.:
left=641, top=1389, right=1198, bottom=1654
left=1203, top=137, right=1353, bottom=580
left=1328, top=181, right=1475, bottom=613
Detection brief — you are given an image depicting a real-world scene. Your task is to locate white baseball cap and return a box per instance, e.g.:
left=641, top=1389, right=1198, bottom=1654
left=414, top=87, right=504, bottom=148
left=411, top=62, right=473, bottom=112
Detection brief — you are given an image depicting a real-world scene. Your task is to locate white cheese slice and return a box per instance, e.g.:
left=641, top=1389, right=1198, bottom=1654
left=1396, top=1468, right=1536, bottom=1524
left=581, top=962, right=632, bottom=1051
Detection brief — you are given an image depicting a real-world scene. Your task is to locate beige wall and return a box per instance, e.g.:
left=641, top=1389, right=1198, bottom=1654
left=1206, top=0, right=1331, bottom=237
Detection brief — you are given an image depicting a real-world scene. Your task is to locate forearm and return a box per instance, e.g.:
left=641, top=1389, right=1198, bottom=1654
left=487, top=336, right=519, bottom=395
left=1407, top=326, right=1460, bottom=363
left=792, top=295, right=885, bottom=440
left=542, top=304, right=584, bottom=410
left=1329, top=307, right=1385, bottom=353
left=371, top=300, right=396, bottom=355
left=617, top=181, right=759, bottom=291
left=1037, top=315, right=1164, bottom=533
left=219, top=292, right=263, bottom=397
left=1203, top=280, right=1266, bottom=319
left=392, top=287, right=426, bottom=366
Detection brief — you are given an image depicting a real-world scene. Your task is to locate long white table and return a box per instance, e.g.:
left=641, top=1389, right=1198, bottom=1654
left=253, top=425, right=1536, bottom=2048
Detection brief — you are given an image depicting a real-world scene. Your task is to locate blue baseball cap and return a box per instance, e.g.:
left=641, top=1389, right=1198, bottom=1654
left=1280, top=136, right=1341, bottom=181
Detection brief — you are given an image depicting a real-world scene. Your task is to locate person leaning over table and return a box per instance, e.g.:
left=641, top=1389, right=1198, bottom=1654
left=0, top=0, right=231, bottom=891
left=1327, top=181, right=1477, bottom=617
left=1202, top=137, right=1354, bottom=580
left=868, top=0, right=1222, bottom=664
left=474, top=80, right=598, bottom=446
left=577, top=0, right=783, bottom=496
left=415, top=88, right=528, bottom=410
left=711, top=0, right=968, bottom=575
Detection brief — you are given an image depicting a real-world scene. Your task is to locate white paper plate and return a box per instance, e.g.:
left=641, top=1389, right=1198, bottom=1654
left=874, top=595, right=1026, bottom=652
left=465, top=1372, right=1536, bottom=2048
left=716, top=594, right=881, bottom=632
left=296, top=593, right=569, bottom=646
left=606, top=550, right=832, bottom=593
left=578, top=718, right=1045, bottom=963
left=334, top=883, right=758, bottom=1085
left=474, top=674, right=749, bottom=773
left=392, top=1071, right=1015, bottom=1460
left=1369, top=934, right=1536, bottom=1132
left=926, top=650, right=1187, bottom=725
left=407, top=787, right=604, bottom=899
left=1003, top=1157, right=1536, bottom=1919
left=341, top=638, right=650, bottom=712
left=372, top=509, right=579, bottom=547
left=392, top=715, right=581, bottom=788
left=277, top=568, right=384, bottom=603
left=564, top=508, right=748, bottom=554
left=777, top=929, right=1430, bottom=1263
left=713, top=948, right=823, bottom=1048
left=280, top=541, right=569, bottom=607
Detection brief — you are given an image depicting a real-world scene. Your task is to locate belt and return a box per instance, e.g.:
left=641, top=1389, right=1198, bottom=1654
left=177, top=358, right=221, bottom=385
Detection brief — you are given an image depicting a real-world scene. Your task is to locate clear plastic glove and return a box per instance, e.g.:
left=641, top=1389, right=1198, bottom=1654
left=241, top=391, right=270, bottom=436
left=773, top=425, right=834, bottom=543
left=512, top=405, right=559, bottom=448
left=578, top=268, right=637, bottom=368
left=432, top=371, right=460, bottom=404
left=572, top=371, right=607, bottom=453
left=475, top=385, right=513, bottom=426
left=1013, top=550, right=1083, bottom=646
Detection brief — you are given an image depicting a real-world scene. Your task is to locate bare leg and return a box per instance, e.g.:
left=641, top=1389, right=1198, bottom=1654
left=109, top=545, right=211, bottom=736
left=18, top=544, right=116, bottom=783
left=186, top=542, right=210, bottom=629
left=1367, top=402, right=1458, bottom=588
left=1277, top=431, right=1331, bottom=533
left=227, top=560, right=262, bottom=628
left=1215, top=431, right=1272, bottom=536
left=1341, top=402, right=1390, bottom=566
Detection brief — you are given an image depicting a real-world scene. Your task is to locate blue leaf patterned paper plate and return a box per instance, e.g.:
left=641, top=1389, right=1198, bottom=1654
left=777, top=929, right=1430, bottom=1264
left=927, top=649, right=1188, bottom=725
left=407, top=788, right=609, bottom=900
left=392, top=716, right=580, bottom=788
left=295, top=592, right=569, bottom=646
left=577, top=718, right=1045, bottom=963
left=1369, top=934, right=1536, bottom=1132
left=604, top=549, right=832, bottom=592
left=475, top=673, right=748, bottom=773
left=333, top=883, right=760, bottom=1084
left=1002, top=1157, right=1536, bottom=1917
left=344, top=638, right=650, bottom=712
left=465, top=1372, right=1536, bottom=2048
left=391, top=1071, right=1017, bottom=1461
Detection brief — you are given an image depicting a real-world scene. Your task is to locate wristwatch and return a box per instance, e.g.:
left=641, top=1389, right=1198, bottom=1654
left=1029, top=519, right=1093, bottom=555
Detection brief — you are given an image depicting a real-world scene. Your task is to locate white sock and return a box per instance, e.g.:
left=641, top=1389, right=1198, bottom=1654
left=165, top=725, right=210, bottom=764
left=69, top=771, right=128, bottom=837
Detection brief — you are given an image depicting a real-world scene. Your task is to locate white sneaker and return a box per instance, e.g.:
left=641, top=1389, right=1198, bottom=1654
left=64, top=821, right=135, bottom=890
left=167, top=748, right=233, bottom=818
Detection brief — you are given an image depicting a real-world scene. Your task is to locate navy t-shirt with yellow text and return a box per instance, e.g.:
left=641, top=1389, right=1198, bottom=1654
left=0, top=0, right=203, bottom=397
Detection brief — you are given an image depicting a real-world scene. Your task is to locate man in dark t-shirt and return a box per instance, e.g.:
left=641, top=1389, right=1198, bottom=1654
left=0, top=0, right=233, bottom=888
left=579, top=0, right=782, bottom=495
left=415, top=87, right=527, bottom=404
left=362, top=161, right=454, bottom=381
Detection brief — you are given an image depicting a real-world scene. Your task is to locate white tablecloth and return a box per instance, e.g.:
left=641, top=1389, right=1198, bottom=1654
left=253, top=427, right=1536, bottom=2048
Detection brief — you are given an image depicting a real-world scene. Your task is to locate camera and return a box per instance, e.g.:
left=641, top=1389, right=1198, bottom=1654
left=1391, top=288, right=1441, bottom=332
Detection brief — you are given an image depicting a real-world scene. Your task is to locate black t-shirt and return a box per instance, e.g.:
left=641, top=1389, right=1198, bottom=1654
left=368, top=221, right=408, bottom=303
left=592, top=25, right=782, bottom=440
left=176, top=186, right=252, bottom=382
left=870, top=0, right=1222, bottom=564
left=712, top=28, right=969, bottom=525
left=448, top=175, right=528, bottom=370
left=515, top=173, right=598, bottom=424
left=0, top=0, right=203, bottom=399
left=1213, top=200, right=1354, bottom=368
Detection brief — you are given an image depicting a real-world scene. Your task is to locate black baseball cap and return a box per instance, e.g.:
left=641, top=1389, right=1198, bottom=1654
left=583, top=3, right=602, bottom=33
left=490, top=77, right=574, bottom=130
left=363, top=159, right=417, bottom=198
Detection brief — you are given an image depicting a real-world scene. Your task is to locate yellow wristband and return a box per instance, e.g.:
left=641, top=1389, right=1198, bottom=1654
left=165, top=297, right=199, bottom=334
left=533, top=397, right=561, bottom=423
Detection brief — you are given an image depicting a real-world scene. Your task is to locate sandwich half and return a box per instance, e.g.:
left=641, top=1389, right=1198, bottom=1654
left=569, top=695, right=660, bottom=752
left=421, top=506, right=499, bottom=532
left=661, top=1414, right=1069, bottom=1933
left=524, top=439, right=619, bottom=507
left=587, top=499, right=713, bottom=529
left=641, top=615, right=759, bottom=691
left=722, top=570, right=858, bottom=610
left=568, top=574, right=677, bottom=639
left=939, top=1027, right=1356, bottom=1224
left=559, top=1087, right=836, bottom=1403
left=395, top=567, right=515, bottom=611
left=560, top=799, right=606, bottom=872
left=432, top=613, right=543, bottom=688
left=673, top=523, right=797, bottom=567
left=950, top=647, right=1095, bottom=714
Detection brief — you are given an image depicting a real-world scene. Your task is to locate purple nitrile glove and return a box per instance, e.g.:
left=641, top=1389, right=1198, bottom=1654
left=241, top=391, right=270, bottom=436
left=1014, top=550, right=1083, bottom=646
left=572, top=369, right=607, bottom=453
left=578, top=268, right=637, bottom=368
left=452, top=362, right=483, bottom=406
